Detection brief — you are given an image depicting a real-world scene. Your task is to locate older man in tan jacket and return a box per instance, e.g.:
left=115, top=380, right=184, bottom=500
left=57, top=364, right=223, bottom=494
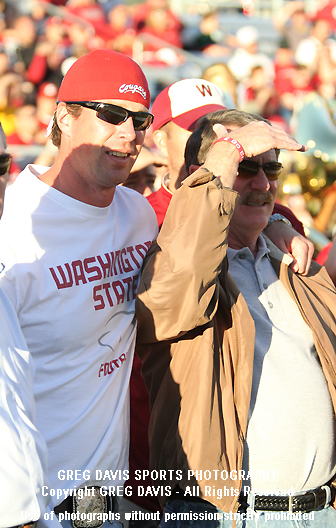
left=136, top=109, right=336, bottom=528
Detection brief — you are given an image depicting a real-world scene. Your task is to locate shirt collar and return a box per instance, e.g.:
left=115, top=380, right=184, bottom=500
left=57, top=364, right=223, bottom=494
left=227, top=235, right=271, bottom=265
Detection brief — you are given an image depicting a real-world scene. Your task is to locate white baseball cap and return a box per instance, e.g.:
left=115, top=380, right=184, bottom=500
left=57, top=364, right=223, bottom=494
left=151, top=78, right=228, bottom=132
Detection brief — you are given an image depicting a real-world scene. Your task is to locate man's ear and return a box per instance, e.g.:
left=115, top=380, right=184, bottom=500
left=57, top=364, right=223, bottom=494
left=189, top=164, right=200, bottom=175
left=152, top=129, right=168, bottom=157
left=56, top=103, right=72, bottom=137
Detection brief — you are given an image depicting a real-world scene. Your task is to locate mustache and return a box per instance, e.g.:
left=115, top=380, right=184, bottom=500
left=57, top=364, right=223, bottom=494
left=240, top=191, right=274, bottom=205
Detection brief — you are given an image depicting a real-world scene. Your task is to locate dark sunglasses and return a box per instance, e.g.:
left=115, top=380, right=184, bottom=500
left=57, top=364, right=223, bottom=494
left=0, top=153, right=12, bottom=176
left=63, top=101, right=154, bottom=131
left=238, top=160, right=283, bottom=181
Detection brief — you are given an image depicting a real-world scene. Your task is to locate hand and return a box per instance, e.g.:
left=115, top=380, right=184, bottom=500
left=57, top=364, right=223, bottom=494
left=204, top=122, right=307, bottom=189
left=264, top=221, right=314, bottom=275
left=229, top=120, right=307, bottom=158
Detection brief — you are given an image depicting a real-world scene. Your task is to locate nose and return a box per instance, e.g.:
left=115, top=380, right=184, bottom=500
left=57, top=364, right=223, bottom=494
left=250, top=167, right=271, bottom=192
left=116, top=116, right=137, bottom=141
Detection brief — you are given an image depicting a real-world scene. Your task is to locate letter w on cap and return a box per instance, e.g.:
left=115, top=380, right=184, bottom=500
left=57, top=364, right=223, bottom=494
left=196, top=84, right=213, bottom=97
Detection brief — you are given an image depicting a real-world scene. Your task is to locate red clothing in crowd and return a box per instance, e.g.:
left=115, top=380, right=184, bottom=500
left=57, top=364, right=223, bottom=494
left=316, top=242, right=332, bottom=265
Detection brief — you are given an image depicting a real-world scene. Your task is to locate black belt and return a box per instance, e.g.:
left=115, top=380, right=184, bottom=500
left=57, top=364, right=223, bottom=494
left=239, top=484, right=335, bottom=513
left=171, top=484, right=334, bottom=513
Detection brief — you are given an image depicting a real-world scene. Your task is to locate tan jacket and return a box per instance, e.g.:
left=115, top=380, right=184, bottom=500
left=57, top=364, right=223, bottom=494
left=136, top=168, right=336, bottom=513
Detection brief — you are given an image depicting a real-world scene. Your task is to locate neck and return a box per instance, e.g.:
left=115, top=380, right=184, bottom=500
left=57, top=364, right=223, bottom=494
left=228, top=232, right=260, bottom=257
left=167, top=165, right=188, bottom=193
left=39, top=158, right=115, bottom=208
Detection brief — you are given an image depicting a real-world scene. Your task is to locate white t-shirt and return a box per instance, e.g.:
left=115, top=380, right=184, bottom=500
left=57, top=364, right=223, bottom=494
left=0, top=287, right=50, bottom=527
left=0, top=165, right=158, bottom=507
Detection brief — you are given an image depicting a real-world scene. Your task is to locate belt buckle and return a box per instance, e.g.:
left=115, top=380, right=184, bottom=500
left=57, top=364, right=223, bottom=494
left=320, top=485, right=331, bottom=509
left=246, top=491, right=256, bottom=512
left=72, top=487, right=108, bottom=528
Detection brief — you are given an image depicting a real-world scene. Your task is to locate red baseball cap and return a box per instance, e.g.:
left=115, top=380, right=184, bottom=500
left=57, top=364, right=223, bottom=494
left=151, top=78, right=228, bottom=132
left=57, top=49, right=150, bottom=109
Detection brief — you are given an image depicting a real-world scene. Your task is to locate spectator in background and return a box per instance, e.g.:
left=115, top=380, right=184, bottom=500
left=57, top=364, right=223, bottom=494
left=65, top=19, right=95, bottom=58
left=64, top=0, right=107, bottom=35
left=136, top=3, right=183, bottom=66
left=201, top=62, right=237, bottom=108
left=273, top=40, right=296, bottom=95
left=104, top=3, right=136, bottom=55
left=183, top=10, right=230, bottom=57
left=6, top=97, right=48, bottom=173
left=241, top=64, right=279, bottom=119
left=133, top=0, right=182, bottom=35
left=0, top=70, right=32, bottom=137
left=2, top=15, right=38, bottom=73
left=35, top=81, right=59, bottom=139
left=123, top=144, right=167, bottom=197
left=26, top=16, right=68, bottom=88
left=295, top=17, right=336, bottom=75
left=227, top=25, right=274, bottom=85
left=6, top=101, right=40, bottom=149
left=273, top=1, right=311, bottom=52
left=275, top=63, right=318, bottom=124
left=148, top=78, right=228, bottom=227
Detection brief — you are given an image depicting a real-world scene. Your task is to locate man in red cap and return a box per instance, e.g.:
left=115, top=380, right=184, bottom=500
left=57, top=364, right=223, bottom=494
left=148, top=78, right=228, bottom=227
left=0, top=49, right=158, bottom=528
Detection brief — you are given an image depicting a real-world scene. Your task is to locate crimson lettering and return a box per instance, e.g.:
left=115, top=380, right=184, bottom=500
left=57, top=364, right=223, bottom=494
left=98, top=353, right=128, bottom=377
left=93, top=276, right=138, bottom=311
left=49, top=264, right=73, bottom=290
left=120, top=248, right=133, bottom=273
left=84, top=257, right=103, bottom=282
left=93, top=285, right=104, bottom=310
left=49, top=242, right=152, bottom=290
left=97, top=253, right=112, bottom=279
left=112, top=280, right=125, bottom=305
left=72, top=260, right=87, bottom=286
left=196, top=84, right=212, bottom=97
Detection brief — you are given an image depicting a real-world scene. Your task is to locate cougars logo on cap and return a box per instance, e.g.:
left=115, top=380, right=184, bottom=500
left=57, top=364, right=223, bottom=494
left=119, top=84, right=148, bottom=101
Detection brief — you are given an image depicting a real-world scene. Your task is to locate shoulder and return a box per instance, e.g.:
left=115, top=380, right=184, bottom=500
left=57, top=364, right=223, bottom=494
left=115, top=185, right=159, bottom=232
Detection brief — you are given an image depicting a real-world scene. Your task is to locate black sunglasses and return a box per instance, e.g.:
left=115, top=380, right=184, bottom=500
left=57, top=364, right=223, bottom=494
left=238, top=160, right=283, bottom=181
left=63, top=101, right=154, bottom=131
left=0, top=153, right=12, bottom=176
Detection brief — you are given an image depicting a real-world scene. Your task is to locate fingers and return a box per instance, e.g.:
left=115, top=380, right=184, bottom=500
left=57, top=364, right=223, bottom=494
left=289, top=236, right=315, bottom=275
left=264, top=221, right=314, bottom=275
left=229, top=121, right=306, bottom=158
left=213, top=123, right=229, bottom=138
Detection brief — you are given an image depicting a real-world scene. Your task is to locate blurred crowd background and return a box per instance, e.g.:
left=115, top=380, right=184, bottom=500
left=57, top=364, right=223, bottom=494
left=2, top=0, right=336, bottom=256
